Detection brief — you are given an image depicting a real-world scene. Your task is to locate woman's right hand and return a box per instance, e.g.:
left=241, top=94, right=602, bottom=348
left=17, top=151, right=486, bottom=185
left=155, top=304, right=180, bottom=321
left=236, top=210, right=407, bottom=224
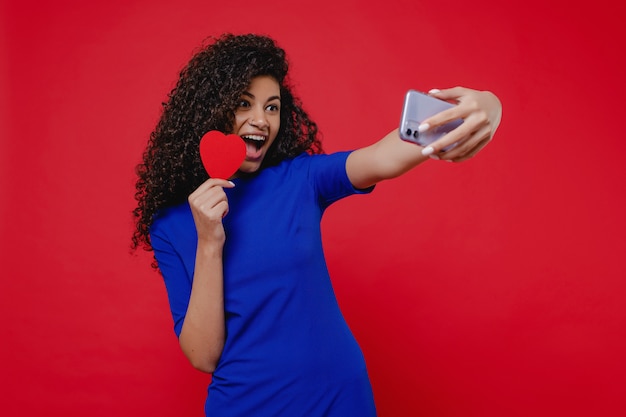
left=188, top=179, right=235, bottom=245
left=183, top=178, right=233, bottom=373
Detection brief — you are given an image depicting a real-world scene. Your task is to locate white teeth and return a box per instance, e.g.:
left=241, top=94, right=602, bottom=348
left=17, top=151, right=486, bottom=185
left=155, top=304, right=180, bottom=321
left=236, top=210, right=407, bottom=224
left=242, top=135, right=265, bottom=142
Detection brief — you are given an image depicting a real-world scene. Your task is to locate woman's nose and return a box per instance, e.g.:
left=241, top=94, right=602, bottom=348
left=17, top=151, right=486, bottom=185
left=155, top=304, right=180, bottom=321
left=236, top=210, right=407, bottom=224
left=248, top=107, right=268, bottom=128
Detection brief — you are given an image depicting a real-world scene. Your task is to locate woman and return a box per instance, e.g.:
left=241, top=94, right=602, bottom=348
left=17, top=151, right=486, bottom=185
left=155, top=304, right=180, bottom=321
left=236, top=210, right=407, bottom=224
left=132, top=33, right=501, bottom=416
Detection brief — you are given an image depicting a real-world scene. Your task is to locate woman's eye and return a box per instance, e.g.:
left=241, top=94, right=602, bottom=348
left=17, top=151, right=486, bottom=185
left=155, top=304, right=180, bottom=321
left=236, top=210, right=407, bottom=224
left=238, top=100, right=250, bottom=108
left=267, top=104, right=280, bottom=112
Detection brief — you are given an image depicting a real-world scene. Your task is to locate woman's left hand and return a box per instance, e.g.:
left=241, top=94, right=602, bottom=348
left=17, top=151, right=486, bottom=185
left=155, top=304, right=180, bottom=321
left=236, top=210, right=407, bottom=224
left=420, top=87, right=502, bottom=162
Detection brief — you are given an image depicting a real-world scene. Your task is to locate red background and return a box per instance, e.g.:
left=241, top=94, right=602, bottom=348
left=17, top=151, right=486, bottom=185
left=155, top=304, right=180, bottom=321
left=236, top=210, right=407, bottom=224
left=2, top=0, right=625, bottom=416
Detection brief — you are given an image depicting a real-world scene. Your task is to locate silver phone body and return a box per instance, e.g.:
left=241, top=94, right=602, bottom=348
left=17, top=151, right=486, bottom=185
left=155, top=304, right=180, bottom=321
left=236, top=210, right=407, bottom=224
left=399, top=90, right=463, bottom=148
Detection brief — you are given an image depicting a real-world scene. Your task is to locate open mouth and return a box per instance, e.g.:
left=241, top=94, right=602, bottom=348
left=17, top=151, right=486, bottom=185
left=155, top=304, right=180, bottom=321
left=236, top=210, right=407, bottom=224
left=241, top=134, right=266, bottom=150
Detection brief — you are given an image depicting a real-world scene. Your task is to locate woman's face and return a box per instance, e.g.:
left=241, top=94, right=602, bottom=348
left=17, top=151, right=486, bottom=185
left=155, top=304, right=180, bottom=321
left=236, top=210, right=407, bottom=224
left=233, top=75, right=281, bottom=176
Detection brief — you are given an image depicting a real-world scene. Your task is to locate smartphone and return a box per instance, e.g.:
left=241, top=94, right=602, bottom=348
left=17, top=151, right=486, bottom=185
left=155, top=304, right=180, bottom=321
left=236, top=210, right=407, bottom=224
left=399, top=90, right=463, bottom=149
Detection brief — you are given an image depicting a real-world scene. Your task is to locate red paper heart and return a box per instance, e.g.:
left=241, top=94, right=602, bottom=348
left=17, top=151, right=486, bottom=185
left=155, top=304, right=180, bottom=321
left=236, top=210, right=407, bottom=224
left=199, top=131, right=246, bottom=179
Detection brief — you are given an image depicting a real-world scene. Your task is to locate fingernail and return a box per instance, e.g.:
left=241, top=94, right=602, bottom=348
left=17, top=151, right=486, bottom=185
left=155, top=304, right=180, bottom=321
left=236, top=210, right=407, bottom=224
left=421, top=146, right=435, bottom=156
left=428, top=89, right=441, bottom=94
left=417, top=123, right=430, bottom=133
left=429, top=155, right=440, bottom=160
left=228, top=181, right=236, bottom=186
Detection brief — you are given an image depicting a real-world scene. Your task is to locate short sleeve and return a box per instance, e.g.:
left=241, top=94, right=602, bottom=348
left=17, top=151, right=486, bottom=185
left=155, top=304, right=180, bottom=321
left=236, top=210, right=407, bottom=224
left=306, top=151, right=375, bottom=208
left=150, top=207, right=197, bottom=338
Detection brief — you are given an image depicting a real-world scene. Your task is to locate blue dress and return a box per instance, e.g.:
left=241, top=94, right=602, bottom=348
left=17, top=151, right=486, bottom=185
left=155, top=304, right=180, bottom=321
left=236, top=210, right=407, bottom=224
left=150, top=152, right=377, bottom=416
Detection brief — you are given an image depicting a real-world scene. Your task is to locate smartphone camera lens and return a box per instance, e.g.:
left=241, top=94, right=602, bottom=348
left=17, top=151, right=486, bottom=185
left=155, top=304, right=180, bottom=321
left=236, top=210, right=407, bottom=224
left=406, top=128, right=412, bottom=137
left=413, top=130, right=419, bottom=139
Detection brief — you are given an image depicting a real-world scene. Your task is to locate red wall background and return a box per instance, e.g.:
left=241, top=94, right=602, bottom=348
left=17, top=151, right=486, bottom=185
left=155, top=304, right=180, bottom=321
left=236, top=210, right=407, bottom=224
left=2, top=0, right=625, bottom=416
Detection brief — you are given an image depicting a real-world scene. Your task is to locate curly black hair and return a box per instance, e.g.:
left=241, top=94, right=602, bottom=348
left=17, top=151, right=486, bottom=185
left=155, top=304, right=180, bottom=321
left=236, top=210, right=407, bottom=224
left=132, top=33, right=323, bottom=256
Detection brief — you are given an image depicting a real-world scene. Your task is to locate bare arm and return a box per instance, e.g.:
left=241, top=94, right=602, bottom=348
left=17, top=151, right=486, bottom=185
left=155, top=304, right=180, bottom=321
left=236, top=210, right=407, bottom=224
left=178, top=178, right=234, bottom=373
left=347, top=87, right=502, bottom=189
left=346, top=129, right=428, bottom=189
